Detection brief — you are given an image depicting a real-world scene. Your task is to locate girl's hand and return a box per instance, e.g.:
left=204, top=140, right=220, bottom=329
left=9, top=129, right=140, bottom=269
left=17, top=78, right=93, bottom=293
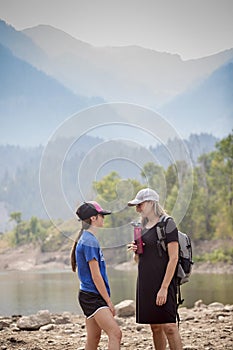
left=107, top=300, right=116, bottom=316
left=156, top=287, right=168, bottom=306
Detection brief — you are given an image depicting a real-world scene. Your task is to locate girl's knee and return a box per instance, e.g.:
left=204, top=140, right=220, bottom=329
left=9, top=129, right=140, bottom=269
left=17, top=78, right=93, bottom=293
left=105, top=323, right=122, bottom=342
left=112, top=326, right=122, bottom=342
left=86, top=333, right=101, bottom=348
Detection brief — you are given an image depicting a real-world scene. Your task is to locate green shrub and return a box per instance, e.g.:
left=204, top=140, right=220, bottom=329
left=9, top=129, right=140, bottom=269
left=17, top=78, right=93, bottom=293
left=194, top=248, right=233, bottom=263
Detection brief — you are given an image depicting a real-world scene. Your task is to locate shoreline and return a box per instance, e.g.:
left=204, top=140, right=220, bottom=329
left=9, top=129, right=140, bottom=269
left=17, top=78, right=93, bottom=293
left=114, top=259, right=233, bottom=274
left=0, top=301, right=232, bottom=349
left=0, top=243, right=233, bottom=274
left=1, top=256, right=233, bottom=275
left=1, top=259, right=233, bottom=275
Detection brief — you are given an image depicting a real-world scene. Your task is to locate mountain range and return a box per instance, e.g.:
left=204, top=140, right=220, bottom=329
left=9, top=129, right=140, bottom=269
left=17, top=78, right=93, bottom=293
left=0, top=19, right=232, bottom=146
left=160, top=62, right=233, bottom=136
left=22, top=24, right=233, bottom=107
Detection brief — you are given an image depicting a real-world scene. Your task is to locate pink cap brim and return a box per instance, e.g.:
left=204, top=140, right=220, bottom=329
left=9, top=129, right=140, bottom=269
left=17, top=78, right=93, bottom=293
left=89, top=201, right=111, bottom=215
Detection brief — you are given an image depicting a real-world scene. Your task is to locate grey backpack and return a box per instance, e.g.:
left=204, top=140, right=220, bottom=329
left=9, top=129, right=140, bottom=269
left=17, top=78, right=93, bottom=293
left=157, top=215, right=193, bottom=287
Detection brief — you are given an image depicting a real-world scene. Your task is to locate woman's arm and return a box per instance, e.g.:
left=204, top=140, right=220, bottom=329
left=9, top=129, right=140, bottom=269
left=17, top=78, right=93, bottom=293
left=89, top=259, right=115, bottom=315
left=156, top=241, right=179, bottom=306
left=127, top=241, right=140, bottom=263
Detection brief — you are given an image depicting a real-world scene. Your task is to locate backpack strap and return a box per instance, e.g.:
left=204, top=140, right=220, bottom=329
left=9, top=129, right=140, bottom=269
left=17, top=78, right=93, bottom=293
left=156, top=215, right=171, bottom=252
left=157, top=215, right=183, bottom=326
left=177, top=285, right=184, bottom=306
left=176, top=285, right=185, bottom=327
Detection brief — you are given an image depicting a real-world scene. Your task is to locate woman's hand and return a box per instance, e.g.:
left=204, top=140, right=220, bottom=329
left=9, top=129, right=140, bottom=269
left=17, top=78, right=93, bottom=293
left=156, top=287, right=168, bottom=306
left=127, top=241, right=138, bottom=253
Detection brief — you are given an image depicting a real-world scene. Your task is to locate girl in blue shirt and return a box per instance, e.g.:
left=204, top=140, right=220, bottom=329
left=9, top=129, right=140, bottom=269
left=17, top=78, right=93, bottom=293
left=71, top=201, right=122, bottom=350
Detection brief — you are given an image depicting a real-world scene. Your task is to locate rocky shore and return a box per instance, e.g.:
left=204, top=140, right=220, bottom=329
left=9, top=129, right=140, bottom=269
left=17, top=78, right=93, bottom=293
left=0, top=300, right=232, bottom=350
left=1, top=243, right=233, bottom=274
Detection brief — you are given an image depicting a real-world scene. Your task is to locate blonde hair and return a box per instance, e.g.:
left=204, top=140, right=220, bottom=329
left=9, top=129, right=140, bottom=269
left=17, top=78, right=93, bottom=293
left=141, top=201, right=167, bottom=228
left=153, top=201, right=167, bottom=217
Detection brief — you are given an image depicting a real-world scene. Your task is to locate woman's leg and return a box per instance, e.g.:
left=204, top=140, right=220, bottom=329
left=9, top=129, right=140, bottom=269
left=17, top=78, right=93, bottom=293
left=85, top=316, right=101, bottom=350
left=94, top=308, right=122, bottom=350
left=150, top=324, right=167, bottom=350
left=163, top=323, right=183, bottom=350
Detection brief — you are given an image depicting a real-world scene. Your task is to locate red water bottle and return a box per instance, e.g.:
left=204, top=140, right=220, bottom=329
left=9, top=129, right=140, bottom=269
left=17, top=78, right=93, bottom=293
left=131, top=222, right=144, bottom=254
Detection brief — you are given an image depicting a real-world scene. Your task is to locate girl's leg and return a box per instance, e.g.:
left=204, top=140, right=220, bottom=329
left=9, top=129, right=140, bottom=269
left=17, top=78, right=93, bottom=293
left=85, top=316, right=101, bottom=350
left=94, top=308, right=122, bottom=350
left=150, top=324, right=167, bottom=350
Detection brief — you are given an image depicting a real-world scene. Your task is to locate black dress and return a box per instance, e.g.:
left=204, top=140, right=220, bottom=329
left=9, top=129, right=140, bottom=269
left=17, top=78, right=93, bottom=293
left=136, top=218, right=178, bottom=324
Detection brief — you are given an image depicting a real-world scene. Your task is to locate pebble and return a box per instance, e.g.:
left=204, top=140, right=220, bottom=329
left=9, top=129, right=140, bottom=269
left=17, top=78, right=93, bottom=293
left=40, top=324, right=54, bottom=331
left=218, top=316, right=225, bottom=322
left=0, top=301, right=232, bottom=350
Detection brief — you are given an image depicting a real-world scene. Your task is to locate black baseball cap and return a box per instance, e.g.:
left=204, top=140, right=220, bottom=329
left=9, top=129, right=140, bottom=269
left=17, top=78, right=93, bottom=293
left=76, top=201, right=111, bottom=220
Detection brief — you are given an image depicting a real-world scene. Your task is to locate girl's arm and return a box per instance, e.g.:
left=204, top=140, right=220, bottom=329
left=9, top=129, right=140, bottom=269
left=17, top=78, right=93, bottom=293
left=89, top=259, right=115, bottom=315
left=156, top=241, right=179, bottom=306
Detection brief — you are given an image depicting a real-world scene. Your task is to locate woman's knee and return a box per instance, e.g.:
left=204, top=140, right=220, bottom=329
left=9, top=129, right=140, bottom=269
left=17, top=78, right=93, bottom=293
left=150, top=324, right=164, bottom=335
left=163, top=323, right=178, bottom=336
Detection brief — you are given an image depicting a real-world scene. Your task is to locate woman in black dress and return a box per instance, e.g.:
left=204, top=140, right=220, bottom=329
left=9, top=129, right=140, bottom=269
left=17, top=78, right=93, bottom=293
left=128, top=188, right=183, bottom=350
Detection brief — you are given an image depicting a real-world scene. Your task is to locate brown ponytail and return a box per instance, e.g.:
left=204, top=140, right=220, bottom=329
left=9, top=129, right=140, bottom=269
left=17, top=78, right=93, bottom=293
left=70, top=219, right=92, bottom=272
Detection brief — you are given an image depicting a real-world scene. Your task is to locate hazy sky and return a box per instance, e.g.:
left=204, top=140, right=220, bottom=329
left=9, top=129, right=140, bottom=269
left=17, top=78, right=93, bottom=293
left=0, top=0, right=233, bottom=59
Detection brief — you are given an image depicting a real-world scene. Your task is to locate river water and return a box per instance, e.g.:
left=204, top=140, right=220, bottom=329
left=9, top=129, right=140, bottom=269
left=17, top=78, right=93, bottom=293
left=0, top=268, right=233, bottom=316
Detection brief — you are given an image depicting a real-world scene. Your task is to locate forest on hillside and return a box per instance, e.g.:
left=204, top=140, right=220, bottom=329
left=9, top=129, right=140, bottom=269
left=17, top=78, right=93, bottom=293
left=1, top=132, right=232, bottom=265
left=0, top=133, right=218, bottom=223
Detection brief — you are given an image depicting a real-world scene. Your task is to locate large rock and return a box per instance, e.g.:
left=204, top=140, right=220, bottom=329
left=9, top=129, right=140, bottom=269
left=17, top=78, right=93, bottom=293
left=0, top=319, right=12, bottom=330
left=115, top=300, right=135, bottom=317
left=194, top=299, right=207, bottom=308
left=208, top=302, right=224, bottom=309
left=17, top=310, right=52, bottom=330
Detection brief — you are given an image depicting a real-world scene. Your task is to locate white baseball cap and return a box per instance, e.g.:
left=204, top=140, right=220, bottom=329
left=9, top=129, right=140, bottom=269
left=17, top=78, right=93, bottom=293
left=128, top=188, right=159, bottom=206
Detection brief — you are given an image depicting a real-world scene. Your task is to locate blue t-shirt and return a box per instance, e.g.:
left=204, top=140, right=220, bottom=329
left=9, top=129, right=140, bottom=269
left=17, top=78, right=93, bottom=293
left=75, top=230, right=110, bottom=296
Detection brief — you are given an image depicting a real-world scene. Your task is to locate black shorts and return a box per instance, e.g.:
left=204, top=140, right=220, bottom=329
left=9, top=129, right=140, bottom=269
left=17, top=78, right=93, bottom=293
left=78, top=290, right=109, bottom=319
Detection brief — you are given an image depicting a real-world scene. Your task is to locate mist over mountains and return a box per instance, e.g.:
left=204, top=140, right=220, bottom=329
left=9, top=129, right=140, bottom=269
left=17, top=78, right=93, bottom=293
left=23, top=24, right=233, bottom=107
left=0, top=18, right=232, bottom=226
left=0, top=43, right=103, bottom=145
left=160, top=62, right=233, bottom=136
left=0, top=19, right=232, bottom=146
left=0, top=19, right=103, bottom=146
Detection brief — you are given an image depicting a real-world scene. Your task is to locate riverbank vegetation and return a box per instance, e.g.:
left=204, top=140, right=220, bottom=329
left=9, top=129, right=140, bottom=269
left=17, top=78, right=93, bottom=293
left=194, top=247, right=233, bottom=264
left=0, top=132, right=232, bottom=265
